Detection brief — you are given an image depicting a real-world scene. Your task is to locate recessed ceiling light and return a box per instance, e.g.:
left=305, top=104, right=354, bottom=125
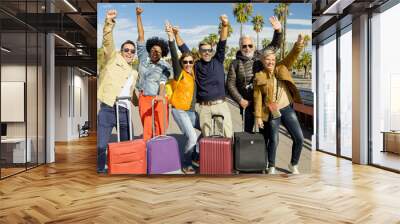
left=1, top=47, right=11, bottom=53
left=54, top=34, right=75, bottom=48
left=63, top=0, right=78, bottom=12
left=78, top=67, right=92, bottom=76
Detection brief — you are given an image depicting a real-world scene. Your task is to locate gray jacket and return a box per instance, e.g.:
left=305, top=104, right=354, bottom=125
left=227, top=31, right=282, bottom=104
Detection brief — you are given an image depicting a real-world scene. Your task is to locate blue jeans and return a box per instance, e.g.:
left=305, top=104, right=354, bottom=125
left=97, top=103, right=131, bottom=172
left=171, top=108, right=200, bottom=168
left=261, top=105, right=304, bottom=168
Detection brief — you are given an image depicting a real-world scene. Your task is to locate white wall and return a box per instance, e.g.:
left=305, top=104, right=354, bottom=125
left=54, top=67, right=89, bottom=141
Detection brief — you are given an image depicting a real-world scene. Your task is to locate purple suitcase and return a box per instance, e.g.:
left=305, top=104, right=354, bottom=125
left=147, top=98, right=182, bottom=174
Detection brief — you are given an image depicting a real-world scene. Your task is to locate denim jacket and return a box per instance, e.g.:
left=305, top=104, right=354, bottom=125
left=136, top=41, right=172, bottom=96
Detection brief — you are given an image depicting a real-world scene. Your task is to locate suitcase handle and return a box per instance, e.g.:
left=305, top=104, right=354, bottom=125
left=211, top=114, right=224, bottom=137
left=115, top=96, right=133, bottom=142
left=242, top=107, right=257, bottom=133
left=151, top=97, right=167, bottom=138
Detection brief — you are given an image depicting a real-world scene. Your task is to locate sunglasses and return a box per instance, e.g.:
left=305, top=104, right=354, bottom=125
left=123, top=48, right=135, bottom=54
left=200, top=48, right=213, bottom=53
left=241, top=44, right=253, bottom=49
left=183, top=60, right=194, bottom=65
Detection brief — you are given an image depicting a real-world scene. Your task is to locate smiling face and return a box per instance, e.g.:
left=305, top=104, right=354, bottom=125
left=240, top=37, right=255, bottom=58
left=199, top=43, right=213, bottom=62
left=181, top=55, right=194, bottom=73
left=150, top=45, right=162, bottom=63
left=262, top=52, right=276, bottom=73
left=121, top=43, right=135, bottom=64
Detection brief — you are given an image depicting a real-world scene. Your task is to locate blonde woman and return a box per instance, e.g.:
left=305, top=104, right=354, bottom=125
left=253, top=34, right=305, bottom=174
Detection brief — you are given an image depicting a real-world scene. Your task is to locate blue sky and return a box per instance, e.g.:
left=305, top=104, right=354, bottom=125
left=97, top=3, right=311, bottom=51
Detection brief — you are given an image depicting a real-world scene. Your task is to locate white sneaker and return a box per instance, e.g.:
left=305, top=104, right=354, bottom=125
left=288, top=164, right=300, bottom=174
left=267, top=167, right=276, bottom=174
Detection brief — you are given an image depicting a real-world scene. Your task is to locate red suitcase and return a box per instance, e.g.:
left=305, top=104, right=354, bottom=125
left=108, top=96, right=147, bottom=174
left=199, top=115, right=233, bottom=175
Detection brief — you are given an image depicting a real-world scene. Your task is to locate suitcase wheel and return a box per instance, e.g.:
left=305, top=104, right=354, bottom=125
left=262, top=170, right=266, bottom=174
left=234, top=170, right=240, bottom=175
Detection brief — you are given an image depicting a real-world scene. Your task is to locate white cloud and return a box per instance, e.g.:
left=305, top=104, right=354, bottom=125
left=179, top=25, right=218, bottom=35
left=287, top=19, right=311, bottom=26
left=97, top=22, right=311, bottom=52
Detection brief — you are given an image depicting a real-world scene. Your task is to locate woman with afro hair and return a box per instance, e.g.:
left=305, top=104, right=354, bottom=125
left=135, top=7, right=173, bottom=141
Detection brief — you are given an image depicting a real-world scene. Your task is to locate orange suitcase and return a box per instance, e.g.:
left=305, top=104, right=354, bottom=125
left=108, top=139, right=146, bottom=174
left=107, top=96, right=147, bottom=174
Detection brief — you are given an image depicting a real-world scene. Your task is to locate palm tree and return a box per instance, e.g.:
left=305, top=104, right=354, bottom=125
left=251, top=14, right=264, bottom=50
left=203, top=33, right=219, bottom=48
left=303, top=34, right=311, bottom=53
left=228, top=46, right=239, bottom=59
left=295, top=52, right=311, bottom=78
left=233, top=3, right=253, bottom=37
left=218, top=22, right=233, bottom=38
left=224, top=46, right=239, bottom=73
left=191, top=47, right=199, bottom=60
left=261, top=38, right=271, bottom=49
left=302, top=52, right=312, bottom=79
left=274, top=3, right=289, bottom=60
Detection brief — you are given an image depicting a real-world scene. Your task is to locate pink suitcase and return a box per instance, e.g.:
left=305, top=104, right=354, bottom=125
left=199, top=115, right=233, bottom=175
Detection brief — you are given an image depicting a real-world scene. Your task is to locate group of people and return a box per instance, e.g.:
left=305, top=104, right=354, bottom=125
left=97, top=7, right=305, bottom=175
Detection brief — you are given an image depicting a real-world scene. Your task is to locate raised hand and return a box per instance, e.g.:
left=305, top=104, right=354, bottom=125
left=297, top=34, right=304, bottom=45
left=220, top=14, right=229, bottom=26
left=269, top=16, right=281, bottom=32
left=165, top=21, right=174, bottom=40
left=136, top=7, right=143, bottom=16
left=172, top=26, right=180, bottom=35
left=106, top=9, right=117, bottom=20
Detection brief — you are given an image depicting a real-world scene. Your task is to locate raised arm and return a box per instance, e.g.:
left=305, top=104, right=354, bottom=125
left=278, top=34, right=305, bottom=69
left=172, top=26, right=190, bottom=54
left=166, top=22, right=181, bottom=79
left=263, top=16, right=282, bottom=52
left=102, top=9, right=117, bottom=61
left=136, top=7, right=148, bottom=63
left=136, top=7, right=144, bottom=42
left=215, top=14, right=229, bottom=62
left=219, top=14, right=229, bottom=41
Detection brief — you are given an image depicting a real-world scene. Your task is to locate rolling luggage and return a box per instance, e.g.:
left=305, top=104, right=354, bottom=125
left=108, top=96, right=147, bottom=174
left=199, top=115, right=233, bottom=175
left=234, top=108, right=266, bottom=174
left=147, top=98, right=182, bottom=174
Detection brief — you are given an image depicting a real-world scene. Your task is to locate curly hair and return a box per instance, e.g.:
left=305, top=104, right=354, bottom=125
left=146, top=37, right=169, bottom=57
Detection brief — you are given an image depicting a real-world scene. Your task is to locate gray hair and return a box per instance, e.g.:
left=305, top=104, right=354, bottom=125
left=239, top=35, right=254, bottom=46
left=261, top=48, right=276, bottom=58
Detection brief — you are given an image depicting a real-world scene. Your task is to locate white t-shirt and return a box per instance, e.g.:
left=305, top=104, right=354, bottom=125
left=118, top=72, right=134, bottom=109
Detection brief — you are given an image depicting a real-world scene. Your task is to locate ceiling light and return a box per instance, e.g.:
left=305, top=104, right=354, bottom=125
left=1, top=47, right=11, bottom=53
left=78, top=67, right=92, bottom=76
left=63, top=0, right=78, bottom=12
left=322, top=0, right=355, bottom=15
left=54, top=34, right=75, bottom=48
